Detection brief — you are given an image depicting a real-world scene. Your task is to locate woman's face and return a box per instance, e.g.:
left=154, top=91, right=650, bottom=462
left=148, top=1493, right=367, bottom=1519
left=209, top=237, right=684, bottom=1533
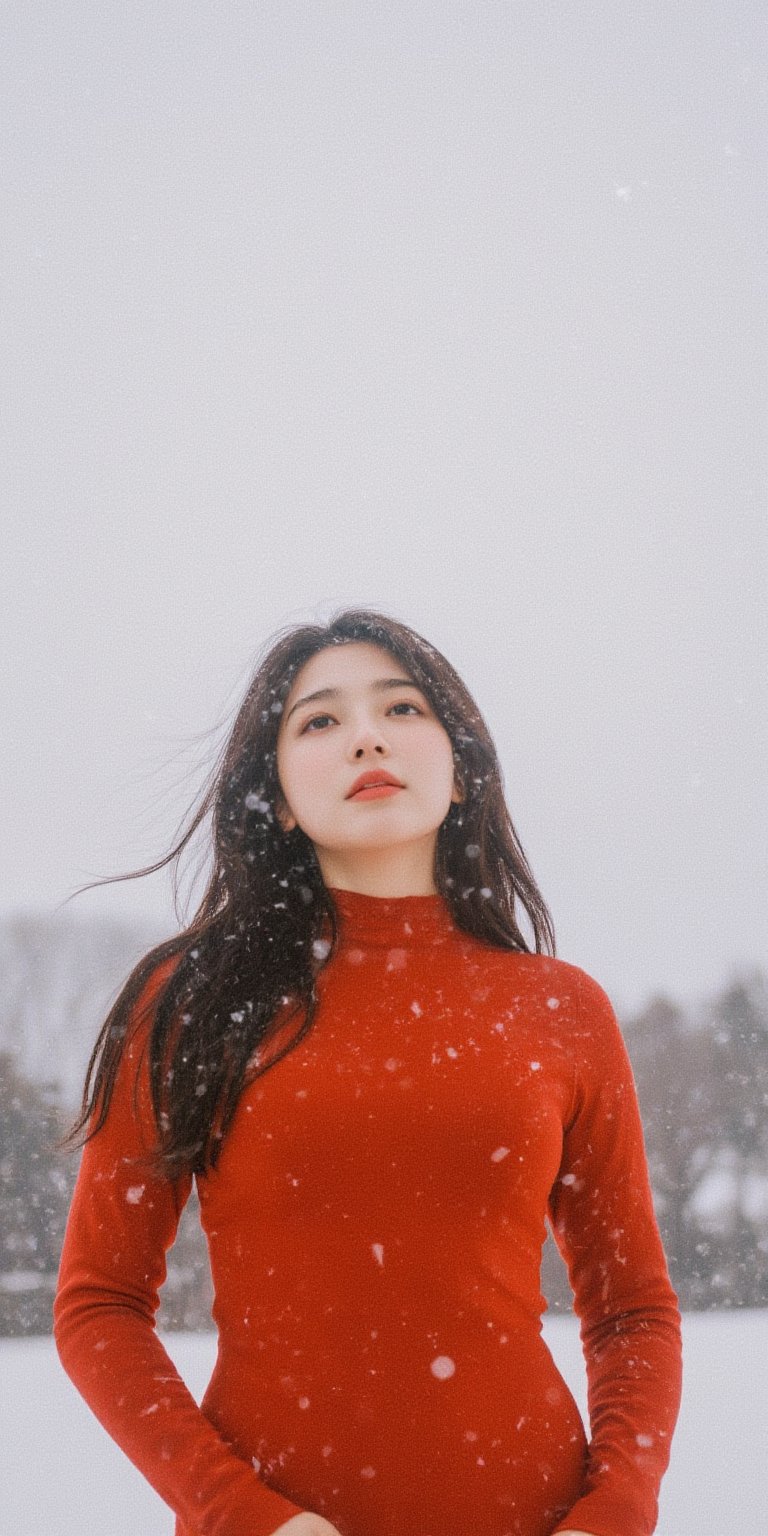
left=275, top=642, right=462, bottom=890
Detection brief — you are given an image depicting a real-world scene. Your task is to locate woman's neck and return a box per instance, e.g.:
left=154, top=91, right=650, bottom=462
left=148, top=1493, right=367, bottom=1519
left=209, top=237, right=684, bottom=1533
left=314, top=842, right=439, bottom=898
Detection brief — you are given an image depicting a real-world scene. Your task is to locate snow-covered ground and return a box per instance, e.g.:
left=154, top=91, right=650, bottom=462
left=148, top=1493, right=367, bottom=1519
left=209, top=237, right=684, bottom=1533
left=5, top=1311, right=765, bottom=1536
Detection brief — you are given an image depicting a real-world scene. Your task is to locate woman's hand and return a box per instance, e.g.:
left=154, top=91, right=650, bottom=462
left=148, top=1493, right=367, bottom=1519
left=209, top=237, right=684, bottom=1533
left=271, top=1516, right=344, bottom=1536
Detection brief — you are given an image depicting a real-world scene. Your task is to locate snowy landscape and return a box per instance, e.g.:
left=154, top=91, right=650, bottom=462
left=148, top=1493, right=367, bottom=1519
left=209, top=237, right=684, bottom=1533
left=5, top=1311, right=765, bottom=1536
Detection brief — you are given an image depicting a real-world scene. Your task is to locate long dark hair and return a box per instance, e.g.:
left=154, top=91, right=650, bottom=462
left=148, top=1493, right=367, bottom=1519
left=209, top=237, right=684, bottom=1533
left=68, top=608, right=556, bottom=1177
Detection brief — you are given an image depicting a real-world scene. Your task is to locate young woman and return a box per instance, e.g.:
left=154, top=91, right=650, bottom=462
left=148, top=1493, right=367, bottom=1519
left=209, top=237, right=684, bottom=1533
left=55, top=608, right=682, bottom=1536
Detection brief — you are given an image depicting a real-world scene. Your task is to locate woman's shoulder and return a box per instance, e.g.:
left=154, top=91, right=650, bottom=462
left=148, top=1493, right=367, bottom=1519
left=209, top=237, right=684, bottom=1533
left=120, top=947, right=185, bottom=1053
left=139, top=948, right=185, bottom=1002
left=468, top=942, right=619, bottom=1023
left=466, top=937, right=589, bottom=985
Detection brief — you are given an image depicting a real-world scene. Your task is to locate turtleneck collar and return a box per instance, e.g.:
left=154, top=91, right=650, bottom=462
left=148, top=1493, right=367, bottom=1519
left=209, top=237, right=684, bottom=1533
left=327, top=885, right=458, bottom=949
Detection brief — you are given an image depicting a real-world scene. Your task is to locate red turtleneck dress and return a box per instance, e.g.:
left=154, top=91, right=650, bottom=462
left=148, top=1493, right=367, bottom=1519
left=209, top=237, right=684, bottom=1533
left=54, top=889, right=682, bottom=1536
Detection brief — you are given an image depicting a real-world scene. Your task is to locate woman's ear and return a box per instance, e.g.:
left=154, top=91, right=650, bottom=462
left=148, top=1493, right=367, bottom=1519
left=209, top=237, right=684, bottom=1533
left=451, top=769, right=466, bottom=805
left=274, top=792, right=297, bottom=832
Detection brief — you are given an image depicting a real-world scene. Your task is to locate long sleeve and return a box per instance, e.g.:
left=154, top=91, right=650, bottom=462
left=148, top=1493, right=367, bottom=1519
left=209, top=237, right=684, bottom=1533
left=548, top=968, right=683, bottom=1536
left=53, top=968, right=303, bottom=1536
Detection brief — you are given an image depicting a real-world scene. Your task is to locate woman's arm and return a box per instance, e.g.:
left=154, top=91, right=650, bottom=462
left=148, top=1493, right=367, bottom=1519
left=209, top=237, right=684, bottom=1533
left=54, top=970, right=304, bottom=1536
left=547, top=968, right=683, bottom=1536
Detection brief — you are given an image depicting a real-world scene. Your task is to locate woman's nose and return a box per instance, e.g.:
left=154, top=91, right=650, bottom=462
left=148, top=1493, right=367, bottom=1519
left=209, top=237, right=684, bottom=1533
left=348, top=720, right=390, bottom=758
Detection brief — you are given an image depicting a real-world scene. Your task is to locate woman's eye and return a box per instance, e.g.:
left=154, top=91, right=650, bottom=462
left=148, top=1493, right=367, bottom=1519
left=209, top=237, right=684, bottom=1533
left=302, top=713, right=334, bottom=732
left=389, top=701, right=422, bottom=715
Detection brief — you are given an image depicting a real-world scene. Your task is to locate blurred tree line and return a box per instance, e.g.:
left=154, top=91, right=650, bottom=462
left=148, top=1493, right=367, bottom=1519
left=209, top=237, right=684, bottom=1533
left=0, top=914, right=765, bottom=1334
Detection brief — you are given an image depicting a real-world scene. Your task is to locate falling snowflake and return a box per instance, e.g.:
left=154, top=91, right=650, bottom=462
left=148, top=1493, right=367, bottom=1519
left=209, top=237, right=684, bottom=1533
left=385, top=948, right=408, bottom=972
left=245, top=794, right=270, bottom=813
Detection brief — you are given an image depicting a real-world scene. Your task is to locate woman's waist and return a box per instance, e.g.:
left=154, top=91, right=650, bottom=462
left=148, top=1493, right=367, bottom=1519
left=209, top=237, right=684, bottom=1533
left=199, top=1319, right=587, bottom=1535
left=206, top=1297, right=569, bottom=1418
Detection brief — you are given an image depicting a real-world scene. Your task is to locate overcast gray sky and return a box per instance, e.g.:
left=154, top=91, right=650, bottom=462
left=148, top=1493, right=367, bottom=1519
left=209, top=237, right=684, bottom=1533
left=2, top=0, right=765, bottom=1016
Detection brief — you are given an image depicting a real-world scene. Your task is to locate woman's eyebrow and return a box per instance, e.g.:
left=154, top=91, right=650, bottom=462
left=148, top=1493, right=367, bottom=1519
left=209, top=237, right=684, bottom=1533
left=285, top=678, right=422, bottom=724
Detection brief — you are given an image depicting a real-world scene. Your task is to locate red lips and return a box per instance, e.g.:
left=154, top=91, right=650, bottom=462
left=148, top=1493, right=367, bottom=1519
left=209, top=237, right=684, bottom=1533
left=346, top=770, right=405, bottom=798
